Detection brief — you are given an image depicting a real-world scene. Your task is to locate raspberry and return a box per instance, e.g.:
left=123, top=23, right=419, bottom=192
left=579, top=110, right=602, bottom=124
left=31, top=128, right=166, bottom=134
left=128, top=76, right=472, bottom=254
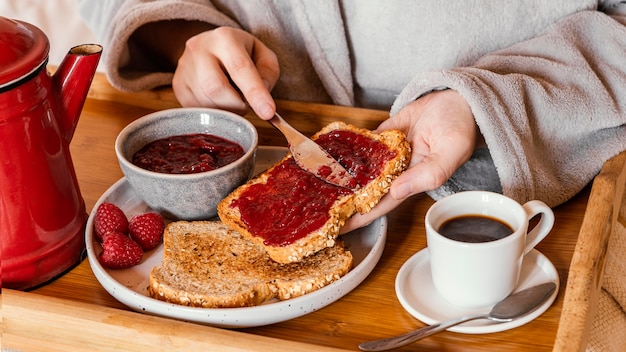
left=98, top=231, right=143, bottom=269
left=128, top=212, right=165, bottom=251
left=93, top=202, right=129, bottom=242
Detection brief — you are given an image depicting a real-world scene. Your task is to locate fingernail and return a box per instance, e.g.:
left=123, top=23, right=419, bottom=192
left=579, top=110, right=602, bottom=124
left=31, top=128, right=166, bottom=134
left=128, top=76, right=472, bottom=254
left=258, top=101, right=274, bottom=120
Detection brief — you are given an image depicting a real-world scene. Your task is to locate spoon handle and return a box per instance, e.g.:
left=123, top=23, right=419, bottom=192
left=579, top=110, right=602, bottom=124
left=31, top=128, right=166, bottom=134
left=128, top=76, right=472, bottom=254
left=358, top=313, right=488, bottom=351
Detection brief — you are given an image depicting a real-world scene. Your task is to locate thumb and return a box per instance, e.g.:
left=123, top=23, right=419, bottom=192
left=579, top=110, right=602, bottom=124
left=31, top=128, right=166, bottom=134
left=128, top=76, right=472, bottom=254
left=389, top=155, right=452, bottom=200
left=341, top=194, right=405, bottom=234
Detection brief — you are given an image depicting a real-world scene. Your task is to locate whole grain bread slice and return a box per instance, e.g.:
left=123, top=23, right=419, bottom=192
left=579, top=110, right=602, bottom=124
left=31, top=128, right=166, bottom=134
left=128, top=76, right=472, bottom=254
left=218, top=122, right=410, bottom=264
left=148, top=221, right=353, bottom=308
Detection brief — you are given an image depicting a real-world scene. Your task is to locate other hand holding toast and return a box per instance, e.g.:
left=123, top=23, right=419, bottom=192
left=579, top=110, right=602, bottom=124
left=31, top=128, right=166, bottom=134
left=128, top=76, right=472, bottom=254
left=343, top=89, right=478, bottom=233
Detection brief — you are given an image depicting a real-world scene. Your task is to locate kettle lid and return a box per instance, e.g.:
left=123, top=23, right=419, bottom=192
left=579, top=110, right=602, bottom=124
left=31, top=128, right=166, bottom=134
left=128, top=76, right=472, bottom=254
left=0, top=17, right=49, bottom=87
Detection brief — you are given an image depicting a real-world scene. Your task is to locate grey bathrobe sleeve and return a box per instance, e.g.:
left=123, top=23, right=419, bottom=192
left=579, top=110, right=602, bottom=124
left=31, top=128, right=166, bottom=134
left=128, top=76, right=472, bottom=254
left=77, top=0, right=242, bottom=91
left=393, top=10, right=626, bottom=206
left=77, top=0, right=626, bottom=208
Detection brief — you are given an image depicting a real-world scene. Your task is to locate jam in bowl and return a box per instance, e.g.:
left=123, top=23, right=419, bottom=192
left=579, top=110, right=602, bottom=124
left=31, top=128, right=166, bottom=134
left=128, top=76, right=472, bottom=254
left=115, top=108, right=258, bottom=220
left=132, top=133, right=245, bottom=174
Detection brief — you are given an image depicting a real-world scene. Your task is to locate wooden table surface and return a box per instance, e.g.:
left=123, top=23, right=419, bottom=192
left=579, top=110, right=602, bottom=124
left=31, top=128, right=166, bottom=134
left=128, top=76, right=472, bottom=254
left=1, top=73, right=590, bottom=351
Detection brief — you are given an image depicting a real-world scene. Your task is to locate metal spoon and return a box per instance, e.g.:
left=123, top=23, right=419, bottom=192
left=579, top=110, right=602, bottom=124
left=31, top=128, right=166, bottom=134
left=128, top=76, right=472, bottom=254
left=358, top=282, right=557, bottom=351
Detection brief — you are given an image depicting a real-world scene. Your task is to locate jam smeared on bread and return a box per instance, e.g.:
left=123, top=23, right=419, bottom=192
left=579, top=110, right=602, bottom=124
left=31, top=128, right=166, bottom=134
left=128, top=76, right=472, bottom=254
left=230, top=130, right=397, bottom=246
left=231, top=158, right=352, bottom=246
left=315, top=130, right=398, bottom=186
left=218, top=122, right=410, bottom=264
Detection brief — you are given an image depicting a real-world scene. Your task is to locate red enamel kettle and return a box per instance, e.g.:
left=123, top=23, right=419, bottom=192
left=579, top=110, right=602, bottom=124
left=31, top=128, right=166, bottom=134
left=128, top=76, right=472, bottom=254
left=0, top=17, right=102, bottom=289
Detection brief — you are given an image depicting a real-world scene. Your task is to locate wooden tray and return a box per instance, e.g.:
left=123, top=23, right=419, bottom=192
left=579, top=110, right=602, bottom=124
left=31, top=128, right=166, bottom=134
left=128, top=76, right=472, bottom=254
left=1, top=289, right=347, bottom=352
left=554, top=150, right=626, bottom=351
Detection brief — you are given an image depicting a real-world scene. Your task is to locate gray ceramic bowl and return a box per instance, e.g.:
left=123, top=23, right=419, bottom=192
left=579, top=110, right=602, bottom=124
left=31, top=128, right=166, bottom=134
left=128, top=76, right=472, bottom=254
left=115, top=108, right=258, bottom=220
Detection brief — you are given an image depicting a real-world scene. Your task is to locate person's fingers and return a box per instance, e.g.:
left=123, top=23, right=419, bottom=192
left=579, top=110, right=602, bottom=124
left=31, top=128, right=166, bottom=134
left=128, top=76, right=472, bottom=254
left=343, top=90, right=478, bottom=232
left=173, top=55, right=246, bottom=113
left=172, top=27, right=279, bottom=119
left=178, top=28, right=249, bottom=109
left=340, top=195, right=405, bottom=234
left=389, top=153, right=452, bottom=200
left=375, top=106, right=415, bottom=133
left=202, top=28, right=275, bottom=119
left=172, top=81, right=201, bottom=107
left=242, top=40, right=279, bottom=120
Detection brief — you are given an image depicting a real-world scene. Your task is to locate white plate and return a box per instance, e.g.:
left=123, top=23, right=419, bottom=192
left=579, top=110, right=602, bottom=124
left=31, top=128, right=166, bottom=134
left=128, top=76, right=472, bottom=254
left=86, top=146, right=387, bottom=328
left=395, top=248, right=559, bottom=334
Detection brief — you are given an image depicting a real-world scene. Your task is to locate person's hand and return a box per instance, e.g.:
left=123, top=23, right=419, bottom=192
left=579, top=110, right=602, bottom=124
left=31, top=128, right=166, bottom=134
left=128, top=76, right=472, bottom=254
left=341, top=89, right=479, bottom=233
left=172, top=27, right=280, bottom=120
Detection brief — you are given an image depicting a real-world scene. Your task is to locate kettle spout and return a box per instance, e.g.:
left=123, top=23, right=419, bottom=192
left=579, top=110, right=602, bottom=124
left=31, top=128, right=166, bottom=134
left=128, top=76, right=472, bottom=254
left=52, top=44, right=102, bottom=142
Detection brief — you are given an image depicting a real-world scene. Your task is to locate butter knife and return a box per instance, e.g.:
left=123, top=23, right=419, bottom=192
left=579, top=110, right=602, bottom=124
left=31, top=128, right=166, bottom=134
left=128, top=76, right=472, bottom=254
left=268, top=112, right=356, bottom=189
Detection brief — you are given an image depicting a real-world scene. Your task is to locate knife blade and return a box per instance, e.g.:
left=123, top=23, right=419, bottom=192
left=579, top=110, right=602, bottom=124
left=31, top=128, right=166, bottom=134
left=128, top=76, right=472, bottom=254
left=268, top=112, right=357, bottom=189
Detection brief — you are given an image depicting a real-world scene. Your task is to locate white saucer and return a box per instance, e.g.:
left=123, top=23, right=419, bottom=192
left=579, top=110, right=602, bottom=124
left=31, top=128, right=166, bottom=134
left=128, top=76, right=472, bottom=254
left=395, top=248, right=559, bottom=334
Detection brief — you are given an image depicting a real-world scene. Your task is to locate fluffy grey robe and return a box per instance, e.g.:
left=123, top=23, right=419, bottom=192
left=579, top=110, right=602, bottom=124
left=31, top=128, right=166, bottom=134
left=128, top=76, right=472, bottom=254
left=77, top=0, right=626, bottom=208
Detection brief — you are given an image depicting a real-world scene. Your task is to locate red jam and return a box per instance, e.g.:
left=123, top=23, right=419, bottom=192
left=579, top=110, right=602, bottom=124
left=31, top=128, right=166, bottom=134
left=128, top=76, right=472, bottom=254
left=230, top=130, right=397, bottom=246
left=315, top=130, right=396, bottom=186
left=132, top=133, right=244, bottom=174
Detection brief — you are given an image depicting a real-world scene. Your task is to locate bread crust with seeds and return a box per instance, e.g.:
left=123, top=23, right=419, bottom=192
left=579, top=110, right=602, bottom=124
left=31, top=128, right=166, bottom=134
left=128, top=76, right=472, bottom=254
left=217, top=122, right=410, bottom=264
left=148, top=221, right=353, bottom=308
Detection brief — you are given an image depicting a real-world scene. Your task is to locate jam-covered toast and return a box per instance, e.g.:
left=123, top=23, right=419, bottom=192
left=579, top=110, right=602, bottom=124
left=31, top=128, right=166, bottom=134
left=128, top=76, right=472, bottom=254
left=217, top=122, right=410, bottom=264
left=148, top=221, right=353, bottom=308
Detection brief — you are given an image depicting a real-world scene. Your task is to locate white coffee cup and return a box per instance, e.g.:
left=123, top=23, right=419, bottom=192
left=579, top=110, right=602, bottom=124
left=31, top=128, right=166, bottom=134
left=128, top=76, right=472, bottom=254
left=425, top=191, right=554, bottom=308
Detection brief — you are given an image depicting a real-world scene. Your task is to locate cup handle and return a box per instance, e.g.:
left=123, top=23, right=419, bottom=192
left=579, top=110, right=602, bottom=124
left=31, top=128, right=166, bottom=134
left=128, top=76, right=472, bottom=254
left=522, top=200, right=555, bottom=255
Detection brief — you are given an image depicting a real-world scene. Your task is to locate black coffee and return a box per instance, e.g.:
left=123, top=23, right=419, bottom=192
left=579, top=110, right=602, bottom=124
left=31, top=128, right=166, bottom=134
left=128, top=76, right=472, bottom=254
left=438, top=215, right=514, bottom=243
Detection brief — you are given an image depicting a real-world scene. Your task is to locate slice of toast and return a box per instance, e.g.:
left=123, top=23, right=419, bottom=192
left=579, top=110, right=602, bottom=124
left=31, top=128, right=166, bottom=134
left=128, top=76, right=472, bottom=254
left=148, top=221, right=353, bottom=308
left=218, top=122, right=410, bottom=264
